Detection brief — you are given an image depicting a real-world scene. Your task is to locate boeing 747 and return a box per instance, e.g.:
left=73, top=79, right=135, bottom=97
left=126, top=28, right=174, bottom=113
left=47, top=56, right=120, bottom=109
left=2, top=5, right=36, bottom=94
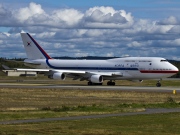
left=17, top=33, right=179, bottom=87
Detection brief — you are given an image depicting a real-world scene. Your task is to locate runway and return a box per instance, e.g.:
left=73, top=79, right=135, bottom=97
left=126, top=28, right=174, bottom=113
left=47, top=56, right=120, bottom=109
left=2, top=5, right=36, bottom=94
left=0, top=82, right=180, bottom=92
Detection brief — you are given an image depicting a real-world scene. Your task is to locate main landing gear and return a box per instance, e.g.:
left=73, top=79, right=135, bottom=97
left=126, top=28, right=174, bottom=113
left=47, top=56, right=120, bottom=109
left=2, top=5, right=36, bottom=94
left=87, top=81, right=102, bottom=85
left=87, top=81, right=115, bottom=86
left=88, top=81, right=92, bottom=85
left=156, top=80, right=161, bottom=87
left=107, top=81, right=115, bottom=86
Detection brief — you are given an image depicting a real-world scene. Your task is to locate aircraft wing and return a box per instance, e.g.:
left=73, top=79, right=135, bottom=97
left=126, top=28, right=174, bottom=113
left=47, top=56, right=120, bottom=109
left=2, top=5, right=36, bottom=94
left=16, top=68, right=86, bottom=74
left=16, top=69, right=123, bottom=77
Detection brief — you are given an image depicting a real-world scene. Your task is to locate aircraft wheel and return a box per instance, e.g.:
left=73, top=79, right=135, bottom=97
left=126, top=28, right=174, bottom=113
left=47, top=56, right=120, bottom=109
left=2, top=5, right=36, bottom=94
left=156, top=82, right=161, bottom=87
left=112, top=82, right=115, bottom=86
left=107, top=81, right=115, bottom=86
left=88, top=81, right=93, bottom=85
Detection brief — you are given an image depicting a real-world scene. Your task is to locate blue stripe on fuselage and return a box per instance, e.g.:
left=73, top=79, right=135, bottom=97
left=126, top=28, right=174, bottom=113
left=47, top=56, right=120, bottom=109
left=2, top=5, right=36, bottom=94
left=46, top=60, right=138, bottom=71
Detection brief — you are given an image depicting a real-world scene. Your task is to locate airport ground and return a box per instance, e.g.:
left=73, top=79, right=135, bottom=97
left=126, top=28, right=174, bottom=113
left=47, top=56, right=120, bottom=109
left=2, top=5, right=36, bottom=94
left=0, top=76, right=180, bottom=134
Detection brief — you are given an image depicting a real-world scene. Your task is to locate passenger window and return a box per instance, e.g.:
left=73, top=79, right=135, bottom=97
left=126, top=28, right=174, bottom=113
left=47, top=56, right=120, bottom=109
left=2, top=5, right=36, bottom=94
left=160, top=60, right=167, bottom=62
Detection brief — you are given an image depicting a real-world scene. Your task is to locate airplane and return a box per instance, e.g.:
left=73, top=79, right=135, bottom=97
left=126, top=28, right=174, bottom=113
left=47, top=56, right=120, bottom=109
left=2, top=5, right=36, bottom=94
left=17, top=33, right=179, bottom=87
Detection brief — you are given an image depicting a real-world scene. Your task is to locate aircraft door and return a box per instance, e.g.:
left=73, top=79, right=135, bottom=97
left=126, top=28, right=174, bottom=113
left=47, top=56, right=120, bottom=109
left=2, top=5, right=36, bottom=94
left=149, top=62, right=152, bottom=71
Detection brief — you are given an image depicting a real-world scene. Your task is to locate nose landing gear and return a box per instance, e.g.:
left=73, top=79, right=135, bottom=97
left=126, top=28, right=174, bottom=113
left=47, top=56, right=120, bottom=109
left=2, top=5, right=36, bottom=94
left=156, top=80, right=161, bottom=87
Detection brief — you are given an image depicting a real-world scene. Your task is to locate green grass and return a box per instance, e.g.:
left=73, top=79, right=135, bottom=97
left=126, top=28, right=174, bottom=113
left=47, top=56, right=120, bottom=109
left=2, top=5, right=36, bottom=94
left=0, top=79, right=180, bottom=134
left=1, top=88, right=180, bottom=110
left=0, top=112, right=180, bottom=135
left=0, top=87, right=180, bottom=122
left=0, top=102, right=180, bottom=121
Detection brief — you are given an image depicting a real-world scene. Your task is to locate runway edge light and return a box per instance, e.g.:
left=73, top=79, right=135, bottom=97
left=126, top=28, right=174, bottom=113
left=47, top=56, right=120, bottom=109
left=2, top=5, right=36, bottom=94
left=173, top=90, right=176, bottom=95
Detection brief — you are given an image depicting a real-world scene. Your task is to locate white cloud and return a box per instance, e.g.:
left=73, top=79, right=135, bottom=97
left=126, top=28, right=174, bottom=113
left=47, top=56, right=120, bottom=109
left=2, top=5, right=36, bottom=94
left=158, top=16, right=179, bottom=25
left=0, top=2, right=180, bottom=59
left=83, top=6, right=134, bottom=28
left=172, top=38, right=180, bottom=46
left=15, top=2, right=45, bottom=23
left=85, top=6, right=116, bottom=16
left=0, top=3, right=134, bottom=29
left=106, top=52, right=114, bottom=57
left=36, top=32, right=55, bottom=38
left=85, top=29, right=103, bottom=37
left=127, top=41, right=142, bottom=47
left=51, top=9, right=83, bottom=27
left=75, top=52, right=88, bottom=57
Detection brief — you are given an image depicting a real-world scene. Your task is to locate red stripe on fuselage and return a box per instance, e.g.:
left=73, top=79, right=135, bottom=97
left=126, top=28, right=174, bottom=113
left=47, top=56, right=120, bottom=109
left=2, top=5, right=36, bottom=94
left=140, top=70, right=178, bottom=73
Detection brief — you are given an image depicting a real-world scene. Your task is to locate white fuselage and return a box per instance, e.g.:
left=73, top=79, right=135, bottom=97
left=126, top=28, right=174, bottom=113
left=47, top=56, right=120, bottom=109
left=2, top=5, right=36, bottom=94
left=25, top=57, right=178, bottom=80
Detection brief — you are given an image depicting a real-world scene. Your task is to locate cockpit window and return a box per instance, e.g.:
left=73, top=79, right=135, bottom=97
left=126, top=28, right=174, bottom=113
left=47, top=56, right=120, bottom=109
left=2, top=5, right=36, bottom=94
left=160, top=60, right=167, bottom=62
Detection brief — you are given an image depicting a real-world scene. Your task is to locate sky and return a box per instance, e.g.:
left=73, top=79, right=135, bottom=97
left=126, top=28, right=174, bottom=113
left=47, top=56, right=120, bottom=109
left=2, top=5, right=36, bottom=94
left=0, top=0, right=180, bottom=59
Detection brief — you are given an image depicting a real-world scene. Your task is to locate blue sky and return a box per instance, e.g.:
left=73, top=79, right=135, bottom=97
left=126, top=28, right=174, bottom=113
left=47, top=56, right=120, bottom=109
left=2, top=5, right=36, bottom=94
left=0, top=0, right=180, bottom=59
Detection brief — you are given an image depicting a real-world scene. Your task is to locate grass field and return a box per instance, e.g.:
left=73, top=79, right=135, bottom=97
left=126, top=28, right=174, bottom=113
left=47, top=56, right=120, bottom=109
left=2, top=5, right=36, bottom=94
left=0, top=78, right=180, bottom=134
left=1, top=87, right=180, bottom=121
left=0, top=113, right=180, bottom=135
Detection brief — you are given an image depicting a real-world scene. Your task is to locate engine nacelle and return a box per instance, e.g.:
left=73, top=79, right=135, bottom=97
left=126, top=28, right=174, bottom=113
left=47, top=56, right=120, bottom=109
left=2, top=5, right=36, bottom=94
left=90, top=75, right=103, bottom=83
left=51, top=72, right=66, bottom=80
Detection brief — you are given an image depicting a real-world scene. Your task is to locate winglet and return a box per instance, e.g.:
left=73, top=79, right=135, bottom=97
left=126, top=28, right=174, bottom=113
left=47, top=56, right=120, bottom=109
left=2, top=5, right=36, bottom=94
left=21, top=33, right=52, bottom=60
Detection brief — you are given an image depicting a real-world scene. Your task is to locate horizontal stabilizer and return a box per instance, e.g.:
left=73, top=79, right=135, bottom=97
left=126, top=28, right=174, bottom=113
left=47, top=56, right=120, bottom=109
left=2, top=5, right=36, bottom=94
left=2, top=64, right=11, bottom=70
left=16, top=68, right=50, bottom=72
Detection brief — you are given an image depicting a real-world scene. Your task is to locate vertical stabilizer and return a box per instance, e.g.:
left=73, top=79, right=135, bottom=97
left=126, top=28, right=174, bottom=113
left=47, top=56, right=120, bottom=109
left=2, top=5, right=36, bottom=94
left=21, top=33, right=51, bottom=59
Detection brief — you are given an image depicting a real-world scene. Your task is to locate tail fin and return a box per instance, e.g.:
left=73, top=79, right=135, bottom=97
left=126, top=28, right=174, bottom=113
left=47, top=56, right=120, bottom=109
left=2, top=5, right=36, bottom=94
left=21, top=33, right=51, bottom=59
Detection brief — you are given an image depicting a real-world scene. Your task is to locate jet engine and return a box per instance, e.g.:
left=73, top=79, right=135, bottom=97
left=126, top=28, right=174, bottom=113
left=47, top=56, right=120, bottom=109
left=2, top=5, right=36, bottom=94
left=90, top=75, right=103, bottom=83
left=49, top=72, right=66, bottom=80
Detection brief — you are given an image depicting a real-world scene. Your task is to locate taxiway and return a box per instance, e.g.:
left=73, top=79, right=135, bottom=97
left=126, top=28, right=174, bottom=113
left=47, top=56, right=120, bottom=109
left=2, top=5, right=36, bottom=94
left=0, top=83, right=179, bottom=92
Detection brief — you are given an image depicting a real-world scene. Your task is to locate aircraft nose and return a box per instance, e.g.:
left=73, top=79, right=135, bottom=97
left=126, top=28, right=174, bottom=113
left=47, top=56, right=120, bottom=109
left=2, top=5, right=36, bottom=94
left=173, top=65, right=179, bottom=73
